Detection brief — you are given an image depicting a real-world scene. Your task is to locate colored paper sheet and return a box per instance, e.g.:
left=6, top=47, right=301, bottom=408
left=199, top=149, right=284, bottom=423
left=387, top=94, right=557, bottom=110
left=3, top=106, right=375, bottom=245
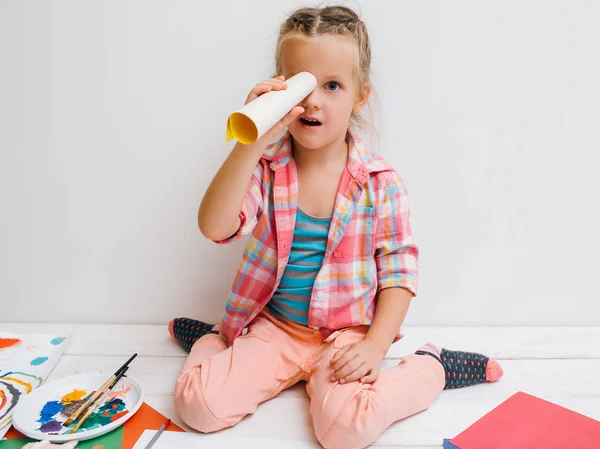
left=121, top=402, right=183, bottom=449
left=0, top=332, right=70, bottom=440
left=450, top=391, right=600, bottom=449
left=0, top=427, right=123, bottom=449
left=133, top=430, right=322, bottom=448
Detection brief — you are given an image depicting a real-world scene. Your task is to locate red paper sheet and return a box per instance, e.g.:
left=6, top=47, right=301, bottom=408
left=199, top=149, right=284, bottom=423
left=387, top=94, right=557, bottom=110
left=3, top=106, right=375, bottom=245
left=451, top=391, right=600, bottom=449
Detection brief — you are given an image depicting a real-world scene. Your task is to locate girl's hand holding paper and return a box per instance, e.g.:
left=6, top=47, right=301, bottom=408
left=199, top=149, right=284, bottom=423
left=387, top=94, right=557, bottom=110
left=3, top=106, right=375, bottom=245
left=226, top=72, right=317, bottom=145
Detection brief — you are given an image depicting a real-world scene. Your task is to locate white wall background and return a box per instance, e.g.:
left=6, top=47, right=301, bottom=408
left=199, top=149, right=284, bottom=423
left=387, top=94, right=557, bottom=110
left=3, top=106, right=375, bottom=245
left=1, top=0, right=598, bottom=325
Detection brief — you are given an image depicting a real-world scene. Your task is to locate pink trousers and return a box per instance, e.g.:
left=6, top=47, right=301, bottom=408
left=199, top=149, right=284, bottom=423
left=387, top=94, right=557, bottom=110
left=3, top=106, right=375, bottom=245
left=174, top=310, right=445, bottom=449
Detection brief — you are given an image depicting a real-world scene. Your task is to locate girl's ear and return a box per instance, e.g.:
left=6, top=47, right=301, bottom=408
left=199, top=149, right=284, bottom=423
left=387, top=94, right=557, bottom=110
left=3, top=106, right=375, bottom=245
left=354, top=83, right=371, bottom=112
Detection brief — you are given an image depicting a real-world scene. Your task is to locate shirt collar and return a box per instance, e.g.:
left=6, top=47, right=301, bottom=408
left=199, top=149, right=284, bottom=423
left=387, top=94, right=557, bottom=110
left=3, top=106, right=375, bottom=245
left=263, top=129, right=393, bottom=184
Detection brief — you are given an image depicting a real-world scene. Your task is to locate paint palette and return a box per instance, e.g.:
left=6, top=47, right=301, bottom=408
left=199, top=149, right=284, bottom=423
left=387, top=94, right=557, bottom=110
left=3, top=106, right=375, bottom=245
left=11, top=372, right=143, bottom=442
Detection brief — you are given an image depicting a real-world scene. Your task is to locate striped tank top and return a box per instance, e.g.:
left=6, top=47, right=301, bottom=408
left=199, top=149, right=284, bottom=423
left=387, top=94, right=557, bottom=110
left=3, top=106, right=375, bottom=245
left=267, top=206, right=331, bottom=325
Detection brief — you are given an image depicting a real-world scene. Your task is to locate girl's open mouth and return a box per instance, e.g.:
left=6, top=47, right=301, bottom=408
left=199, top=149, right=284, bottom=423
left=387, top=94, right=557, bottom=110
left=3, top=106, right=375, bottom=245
left=299, top=117, right=322, bottom=127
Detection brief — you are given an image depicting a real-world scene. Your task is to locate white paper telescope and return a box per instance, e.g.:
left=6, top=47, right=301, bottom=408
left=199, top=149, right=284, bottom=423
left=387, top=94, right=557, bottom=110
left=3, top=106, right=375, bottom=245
left=226, top=72, right=317, bottom=145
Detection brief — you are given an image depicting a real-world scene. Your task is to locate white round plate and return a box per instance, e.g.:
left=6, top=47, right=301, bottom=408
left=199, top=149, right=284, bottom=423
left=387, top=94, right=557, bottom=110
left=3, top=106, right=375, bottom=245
left=12, top=372, right=143, bottom=442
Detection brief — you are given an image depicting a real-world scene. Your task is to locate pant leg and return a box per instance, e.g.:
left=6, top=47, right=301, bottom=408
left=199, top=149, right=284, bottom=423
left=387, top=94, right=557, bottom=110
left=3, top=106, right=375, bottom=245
left=307, top=329, right=445, bottom=449
left=174, top=312, right=304, bottom=433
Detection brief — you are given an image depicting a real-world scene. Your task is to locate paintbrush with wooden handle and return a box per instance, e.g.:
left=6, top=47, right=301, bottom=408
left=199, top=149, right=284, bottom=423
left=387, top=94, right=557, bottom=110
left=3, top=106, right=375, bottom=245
left=62, top=353, right=137, bottom=426
left=68, top=366, right=129, bottom=434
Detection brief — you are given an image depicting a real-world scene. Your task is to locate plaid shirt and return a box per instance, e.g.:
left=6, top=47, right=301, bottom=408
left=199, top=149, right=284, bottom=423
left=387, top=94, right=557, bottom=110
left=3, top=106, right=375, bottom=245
left=214, top=129, right=419, bottom=344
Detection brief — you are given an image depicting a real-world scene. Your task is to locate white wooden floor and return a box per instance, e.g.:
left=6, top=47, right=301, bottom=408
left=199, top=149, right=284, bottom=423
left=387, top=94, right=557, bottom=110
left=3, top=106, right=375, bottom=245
left=3, top=323, right=600, bottom=448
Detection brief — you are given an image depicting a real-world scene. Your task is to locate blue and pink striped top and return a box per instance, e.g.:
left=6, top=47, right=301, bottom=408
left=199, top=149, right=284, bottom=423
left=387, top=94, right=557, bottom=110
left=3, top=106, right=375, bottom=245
left=267, top=207, right=331, bottom=325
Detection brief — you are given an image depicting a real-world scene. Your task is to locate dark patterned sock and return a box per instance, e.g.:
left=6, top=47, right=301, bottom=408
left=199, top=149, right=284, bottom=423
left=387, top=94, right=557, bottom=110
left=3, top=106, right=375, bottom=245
left=168, top=318, right=218, bottom=352
left=415, top=347, right=503, bottom=389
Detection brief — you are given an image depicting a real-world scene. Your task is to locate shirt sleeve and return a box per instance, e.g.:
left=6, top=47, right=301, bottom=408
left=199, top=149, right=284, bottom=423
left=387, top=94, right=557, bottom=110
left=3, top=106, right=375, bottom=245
left=374, top=172, right=420, bottom=296
left=213, top=162, right=264, bottom=244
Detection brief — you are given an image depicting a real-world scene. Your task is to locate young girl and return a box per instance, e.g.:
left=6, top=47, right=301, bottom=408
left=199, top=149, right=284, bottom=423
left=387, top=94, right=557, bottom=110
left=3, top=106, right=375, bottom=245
left=169, top=6, right=503, bottom=449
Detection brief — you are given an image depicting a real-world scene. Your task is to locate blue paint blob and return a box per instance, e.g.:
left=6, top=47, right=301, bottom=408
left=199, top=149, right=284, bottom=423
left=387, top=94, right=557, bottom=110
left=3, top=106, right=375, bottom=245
left=38, top=400, right=62, bottom=424
left=50, top=337, right=66, bottom=345
left=30, top=357, right=49, bottom=366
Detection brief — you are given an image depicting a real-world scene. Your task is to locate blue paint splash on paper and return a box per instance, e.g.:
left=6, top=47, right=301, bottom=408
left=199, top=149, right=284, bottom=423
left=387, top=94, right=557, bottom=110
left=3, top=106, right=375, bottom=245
left=30, top=356, right=49, bottom=366
left=50, top=337, right=66, bottom=345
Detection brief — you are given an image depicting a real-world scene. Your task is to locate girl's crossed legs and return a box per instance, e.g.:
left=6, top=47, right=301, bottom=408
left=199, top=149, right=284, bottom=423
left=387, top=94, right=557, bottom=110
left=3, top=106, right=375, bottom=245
left=173, top=310, right=500, bottom=449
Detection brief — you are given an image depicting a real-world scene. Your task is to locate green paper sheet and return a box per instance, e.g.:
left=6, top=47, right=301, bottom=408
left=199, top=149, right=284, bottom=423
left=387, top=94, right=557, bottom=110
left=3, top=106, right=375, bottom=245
left=0, top=426, right=124, bottom=449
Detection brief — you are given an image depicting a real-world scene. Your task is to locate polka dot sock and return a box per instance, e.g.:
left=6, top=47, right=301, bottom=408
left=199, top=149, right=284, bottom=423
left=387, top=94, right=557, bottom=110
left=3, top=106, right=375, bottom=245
left=415, top=344, right=504, bottom=389
left=168, top=318, right=218, bottom=352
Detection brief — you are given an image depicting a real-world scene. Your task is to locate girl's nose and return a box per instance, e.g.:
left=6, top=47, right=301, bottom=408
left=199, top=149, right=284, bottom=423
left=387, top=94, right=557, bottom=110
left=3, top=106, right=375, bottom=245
left=302, top=89, right=321, bottom=110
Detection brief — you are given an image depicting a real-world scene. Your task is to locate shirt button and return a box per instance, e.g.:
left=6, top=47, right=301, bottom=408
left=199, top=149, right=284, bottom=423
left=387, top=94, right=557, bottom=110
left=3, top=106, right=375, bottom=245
left=316, top=292, right=324, bottom=299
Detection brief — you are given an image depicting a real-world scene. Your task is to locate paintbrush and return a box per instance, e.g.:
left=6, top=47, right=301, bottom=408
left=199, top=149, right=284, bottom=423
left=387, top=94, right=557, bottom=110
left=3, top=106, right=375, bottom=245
left=68, top=366, right=129, bottom=434
left=63, top=352, right=137, bottom=426
left=143, top=418, right=171, bottom=449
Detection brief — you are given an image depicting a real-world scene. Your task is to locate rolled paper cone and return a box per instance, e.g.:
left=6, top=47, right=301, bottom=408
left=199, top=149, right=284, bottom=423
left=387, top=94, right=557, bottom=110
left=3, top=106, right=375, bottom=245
left=226, top=71, right=317, bottom=144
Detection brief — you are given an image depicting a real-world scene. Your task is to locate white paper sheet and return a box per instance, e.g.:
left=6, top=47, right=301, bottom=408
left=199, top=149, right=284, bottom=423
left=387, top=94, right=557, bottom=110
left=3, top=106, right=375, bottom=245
left=132, top=430, right=322, bottom=449
left=0, top=331, right=71, bottom=440
left=226, top=71, right=317, bottom=144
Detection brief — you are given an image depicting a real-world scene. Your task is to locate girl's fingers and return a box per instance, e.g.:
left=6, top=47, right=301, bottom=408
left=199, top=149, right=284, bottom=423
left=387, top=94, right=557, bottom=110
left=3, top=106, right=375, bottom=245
left=340, top=364, right=369, bottom=384
left=360, top=368, right=380, bottom=384
left=259, top=106, right=304, bottom=144
left=331, top=352, right=359, bottom=379
left=334, top=360, right=366, bottom=383
left=246, top=80, right=288, bottom=104
left=329, top=345, right=351, bottom=368
left=248, top=84, right=272, bottom=97
left=255, top=79, right=287, bottom=92
left=261, top=79, right=287, bottom=89
left=280, top=106, right=304, bottom=129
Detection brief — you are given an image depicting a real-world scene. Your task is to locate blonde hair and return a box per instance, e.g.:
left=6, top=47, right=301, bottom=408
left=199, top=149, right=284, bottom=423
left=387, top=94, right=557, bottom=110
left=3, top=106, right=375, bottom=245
left=275, top=5, right=377, bottom=135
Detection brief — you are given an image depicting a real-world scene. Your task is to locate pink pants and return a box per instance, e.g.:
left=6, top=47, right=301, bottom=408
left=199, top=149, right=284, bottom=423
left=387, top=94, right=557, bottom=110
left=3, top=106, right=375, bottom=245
left=174, top=310, right=445, bottom=449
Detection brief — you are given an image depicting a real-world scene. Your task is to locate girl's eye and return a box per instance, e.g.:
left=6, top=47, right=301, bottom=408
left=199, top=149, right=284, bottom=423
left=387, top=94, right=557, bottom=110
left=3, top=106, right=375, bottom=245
left=326, top=81, right=340, bottom=91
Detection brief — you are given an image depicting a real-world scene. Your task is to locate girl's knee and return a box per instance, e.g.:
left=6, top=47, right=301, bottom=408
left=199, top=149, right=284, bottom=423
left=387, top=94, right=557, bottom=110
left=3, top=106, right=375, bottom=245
left=174, top=368, right=232, bottom=433
left=317, top=420, right=382, bottom=449
left=314, top=388, right=384, bottom=449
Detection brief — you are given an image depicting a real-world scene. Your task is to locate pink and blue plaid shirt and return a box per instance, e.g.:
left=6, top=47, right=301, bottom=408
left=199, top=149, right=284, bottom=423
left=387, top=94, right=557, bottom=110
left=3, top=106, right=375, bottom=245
left=214, top=129, right=419, bottom=344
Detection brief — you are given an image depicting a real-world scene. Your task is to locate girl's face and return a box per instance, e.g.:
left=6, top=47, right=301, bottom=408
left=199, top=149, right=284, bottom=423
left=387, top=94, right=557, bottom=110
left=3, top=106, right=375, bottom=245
left=280, top=34, right=369, bottom=151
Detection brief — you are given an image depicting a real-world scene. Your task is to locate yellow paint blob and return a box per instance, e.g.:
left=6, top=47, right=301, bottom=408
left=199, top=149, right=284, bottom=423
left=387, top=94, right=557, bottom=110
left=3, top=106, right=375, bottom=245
left=61, top=388, right=87, bottom=404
